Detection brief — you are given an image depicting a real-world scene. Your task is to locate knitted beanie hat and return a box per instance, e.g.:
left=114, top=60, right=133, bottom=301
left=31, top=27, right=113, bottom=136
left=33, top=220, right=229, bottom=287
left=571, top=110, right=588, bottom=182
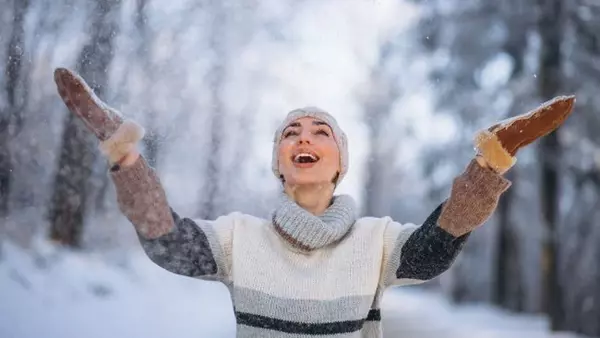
left=272, top=106, right=349, bottom=185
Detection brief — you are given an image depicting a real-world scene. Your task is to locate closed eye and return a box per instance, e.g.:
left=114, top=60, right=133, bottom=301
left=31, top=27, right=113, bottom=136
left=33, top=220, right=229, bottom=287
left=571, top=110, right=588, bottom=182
left=316, top=129, right=329, bottom=137
left=284, top=130, right=299, bottom=138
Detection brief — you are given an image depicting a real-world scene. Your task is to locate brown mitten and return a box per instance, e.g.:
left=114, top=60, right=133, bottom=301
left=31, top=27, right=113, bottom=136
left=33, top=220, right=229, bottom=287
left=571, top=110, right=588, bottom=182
left=475, top=95, right=576, bottom=173
left=54, top=68, right=144, bottom=164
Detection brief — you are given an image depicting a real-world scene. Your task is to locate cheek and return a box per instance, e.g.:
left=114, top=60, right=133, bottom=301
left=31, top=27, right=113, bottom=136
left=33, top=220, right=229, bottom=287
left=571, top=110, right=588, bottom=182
left=320, top=141, right=340, bottom=169
left=277, top=142, right=293, bottom=165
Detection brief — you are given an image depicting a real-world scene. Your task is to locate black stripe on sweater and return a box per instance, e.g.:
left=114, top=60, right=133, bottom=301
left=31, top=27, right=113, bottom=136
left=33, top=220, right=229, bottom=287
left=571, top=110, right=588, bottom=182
left=395, top=202, right=469, bottom=280
left=366, top=309, right=381, bottom=321
left=236, top=309, right=380, bottom=334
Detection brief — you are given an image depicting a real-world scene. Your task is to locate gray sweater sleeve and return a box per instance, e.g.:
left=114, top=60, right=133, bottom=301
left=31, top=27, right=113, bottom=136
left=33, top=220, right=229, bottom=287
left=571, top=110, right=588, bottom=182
left=379, top=207, right=467, bottom=287
left=381, top=159, right=510, bottom=287
left=392, top=203, right=469, bottom=281
left=110, top=156, right=233, bottom=282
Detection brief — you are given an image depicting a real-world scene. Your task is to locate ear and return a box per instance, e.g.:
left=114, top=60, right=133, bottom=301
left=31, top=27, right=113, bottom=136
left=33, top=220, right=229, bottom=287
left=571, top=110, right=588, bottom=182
left=331, top=172, right=340, bottom=185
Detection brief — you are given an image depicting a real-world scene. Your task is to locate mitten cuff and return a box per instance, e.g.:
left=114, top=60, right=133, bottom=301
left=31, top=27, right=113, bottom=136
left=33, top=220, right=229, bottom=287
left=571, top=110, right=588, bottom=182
left=438, top=159, right=512, bottom=237
left=474, top=129, right=516, bottom=173
left=99, top=120, right=145, bottom=163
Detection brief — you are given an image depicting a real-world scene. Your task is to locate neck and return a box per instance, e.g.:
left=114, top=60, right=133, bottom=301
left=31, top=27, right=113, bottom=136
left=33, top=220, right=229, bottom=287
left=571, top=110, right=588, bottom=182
left=284, top=183, right=335, bottom=215
left=272, top=185, right=357, bottom=251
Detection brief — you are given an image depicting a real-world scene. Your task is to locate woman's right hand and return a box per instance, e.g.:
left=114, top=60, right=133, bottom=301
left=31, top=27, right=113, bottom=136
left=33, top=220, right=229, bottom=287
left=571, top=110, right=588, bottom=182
left=118, top=149, right=141, bottom=167
left=54, top=68, right=145, bottom=167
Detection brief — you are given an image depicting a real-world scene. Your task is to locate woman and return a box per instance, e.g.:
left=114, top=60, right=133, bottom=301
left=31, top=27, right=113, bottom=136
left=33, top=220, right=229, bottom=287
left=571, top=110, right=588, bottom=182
left=53, top=68, right=574, bottom=337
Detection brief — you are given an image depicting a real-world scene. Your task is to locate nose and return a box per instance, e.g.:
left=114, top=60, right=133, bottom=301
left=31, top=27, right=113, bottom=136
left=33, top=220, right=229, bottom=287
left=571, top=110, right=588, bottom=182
left=297, top=129, right=313, bottom=144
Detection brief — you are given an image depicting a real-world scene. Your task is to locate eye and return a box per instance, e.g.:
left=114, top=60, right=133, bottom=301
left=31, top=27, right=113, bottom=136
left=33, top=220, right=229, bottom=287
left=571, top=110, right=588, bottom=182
left=283, top=130, right=298, bottom=138
left=315, top=129, right=330, bottom=137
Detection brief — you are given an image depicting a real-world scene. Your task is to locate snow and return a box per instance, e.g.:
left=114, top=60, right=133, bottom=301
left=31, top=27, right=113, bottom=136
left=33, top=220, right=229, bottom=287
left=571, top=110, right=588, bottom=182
left=381, top=290, right=581, bottom=338
left=0, top=240, right=236, bottom=338
left=0, top=239, right=583, bottom=338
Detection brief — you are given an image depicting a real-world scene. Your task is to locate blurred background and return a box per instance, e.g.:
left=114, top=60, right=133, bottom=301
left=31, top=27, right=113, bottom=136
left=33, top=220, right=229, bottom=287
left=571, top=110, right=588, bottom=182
left=0, top=0, right=599, bottom=337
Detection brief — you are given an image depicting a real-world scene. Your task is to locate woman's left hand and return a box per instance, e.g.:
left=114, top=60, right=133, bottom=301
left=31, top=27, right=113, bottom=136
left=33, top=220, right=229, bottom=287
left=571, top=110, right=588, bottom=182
left=474, top=154, right=507, bottom=174
left=473, top=95, right=576, bottom=175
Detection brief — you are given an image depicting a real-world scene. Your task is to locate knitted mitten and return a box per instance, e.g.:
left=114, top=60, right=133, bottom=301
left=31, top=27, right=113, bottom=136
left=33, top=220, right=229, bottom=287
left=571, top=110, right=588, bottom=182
left=54, top=68, right=144, bottom=164
left=474, top=95, right=575, bottom=173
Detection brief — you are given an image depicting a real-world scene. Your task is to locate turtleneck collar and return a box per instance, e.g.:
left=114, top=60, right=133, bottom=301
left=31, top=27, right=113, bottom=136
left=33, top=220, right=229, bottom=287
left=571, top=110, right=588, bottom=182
left=271, top=192, right=357, bottom=251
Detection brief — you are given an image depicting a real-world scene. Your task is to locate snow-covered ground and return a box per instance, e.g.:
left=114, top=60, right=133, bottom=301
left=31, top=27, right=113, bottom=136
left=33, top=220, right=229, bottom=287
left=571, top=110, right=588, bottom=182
left=0, top=239, right=584, bottom=338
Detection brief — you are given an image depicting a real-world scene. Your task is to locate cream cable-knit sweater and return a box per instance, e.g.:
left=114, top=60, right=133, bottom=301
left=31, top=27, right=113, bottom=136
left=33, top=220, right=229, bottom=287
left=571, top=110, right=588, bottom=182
left=111, top=156, right=510, bottom=338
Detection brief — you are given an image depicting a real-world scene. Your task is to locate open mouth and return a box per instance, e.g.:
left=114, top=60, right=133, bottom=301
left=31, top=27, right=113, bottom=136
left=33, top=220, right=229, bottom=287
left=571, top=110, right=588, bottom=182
left=292, top=152, right=320, bottom=164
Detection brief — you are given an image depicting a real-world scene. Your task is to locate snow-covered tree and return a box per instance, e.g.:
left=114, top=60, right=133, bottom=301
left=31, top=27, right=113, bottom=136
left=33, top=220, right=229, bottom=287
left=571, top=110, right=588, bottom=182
left=48, top=0, right=122, bottom=247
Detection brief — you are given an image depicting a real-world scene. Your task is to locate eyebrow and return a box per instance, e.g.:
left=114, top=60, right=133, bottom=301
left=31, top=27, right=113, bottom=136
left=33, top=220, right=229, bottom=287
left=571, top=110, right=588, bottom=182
left=284, top=120, right=329, bottom=129
left=285, top=122, right=301, bottom=129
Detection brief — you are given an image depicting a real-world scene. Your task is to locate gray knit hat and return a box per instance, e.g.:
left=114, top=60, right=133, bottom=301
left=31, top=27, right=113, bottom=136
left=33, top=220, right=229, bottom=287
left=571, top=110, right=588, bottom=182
left=272, top=106, right=349, bottom=185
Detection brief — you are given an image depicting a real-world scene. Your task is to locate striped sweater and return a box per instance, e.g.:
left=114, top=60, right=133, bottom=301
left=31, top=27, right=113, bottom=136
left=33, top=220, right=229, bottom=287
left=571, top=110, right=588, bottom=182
left=110, top=157, right=510, bottom=337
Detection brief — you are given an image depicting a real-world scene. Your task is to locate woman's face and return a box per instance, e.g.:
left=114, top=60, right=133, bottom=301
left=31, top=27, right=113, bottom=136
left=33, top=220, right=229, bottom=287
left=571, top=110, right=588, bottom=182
left=278, top=117, right=340, bottom=186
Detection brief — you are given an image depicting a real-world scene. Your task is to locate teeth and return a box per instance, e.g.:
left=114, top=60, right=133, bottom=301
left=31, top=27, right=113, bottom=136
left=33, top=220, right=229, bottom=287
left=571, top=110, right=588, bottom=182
left=294, top=153, right=318, bottom=162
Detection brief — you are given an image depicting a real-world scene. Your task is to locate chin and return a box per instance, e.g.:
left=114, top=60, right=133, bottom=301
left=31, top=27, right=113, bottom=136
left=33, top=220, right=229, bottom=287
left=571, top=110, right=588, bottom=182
left=285, top=172, right=330, bottom=187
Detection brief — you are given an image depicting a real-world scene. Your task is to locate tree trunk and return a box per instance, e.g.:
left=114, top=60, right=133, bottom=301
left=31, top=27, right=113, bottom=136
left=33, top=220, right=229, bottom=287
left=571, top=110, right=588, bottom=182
left=537, top=0, right=565, bottom=330
left=143, top=128, right=160, bottom=168
left=362, top=107, right=386, bottom=217
left=94, top=0, right=156, bottom=213
left=363, top=152, right=385, bottom=217
left=48, top=0, right=121, bottom=248
left=494, top=24, right=526, bottom=308
left=362, top=140, right=393, bottom=217
left=199, top=0, right=226, bottom=220
left=361, top=43, right=399, bottom=217
left=136, top=0, right=160, bottom=170
left=493, top=169, right=524, bottom=311
left=0, top=130, right=10, bottom=218
left=0, top=0, right=29, bottom=217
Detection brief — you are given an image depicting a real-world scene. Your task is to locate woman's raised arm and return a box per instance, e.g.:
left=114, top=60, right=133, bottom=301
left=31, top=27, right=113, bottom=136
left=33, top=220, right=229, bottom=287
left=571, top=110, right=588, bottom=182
left=380, top=95, right=575, bottom=288
left=380, top=158, right=510, bottom=287
left=53, top=68, right=234, bottom=283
